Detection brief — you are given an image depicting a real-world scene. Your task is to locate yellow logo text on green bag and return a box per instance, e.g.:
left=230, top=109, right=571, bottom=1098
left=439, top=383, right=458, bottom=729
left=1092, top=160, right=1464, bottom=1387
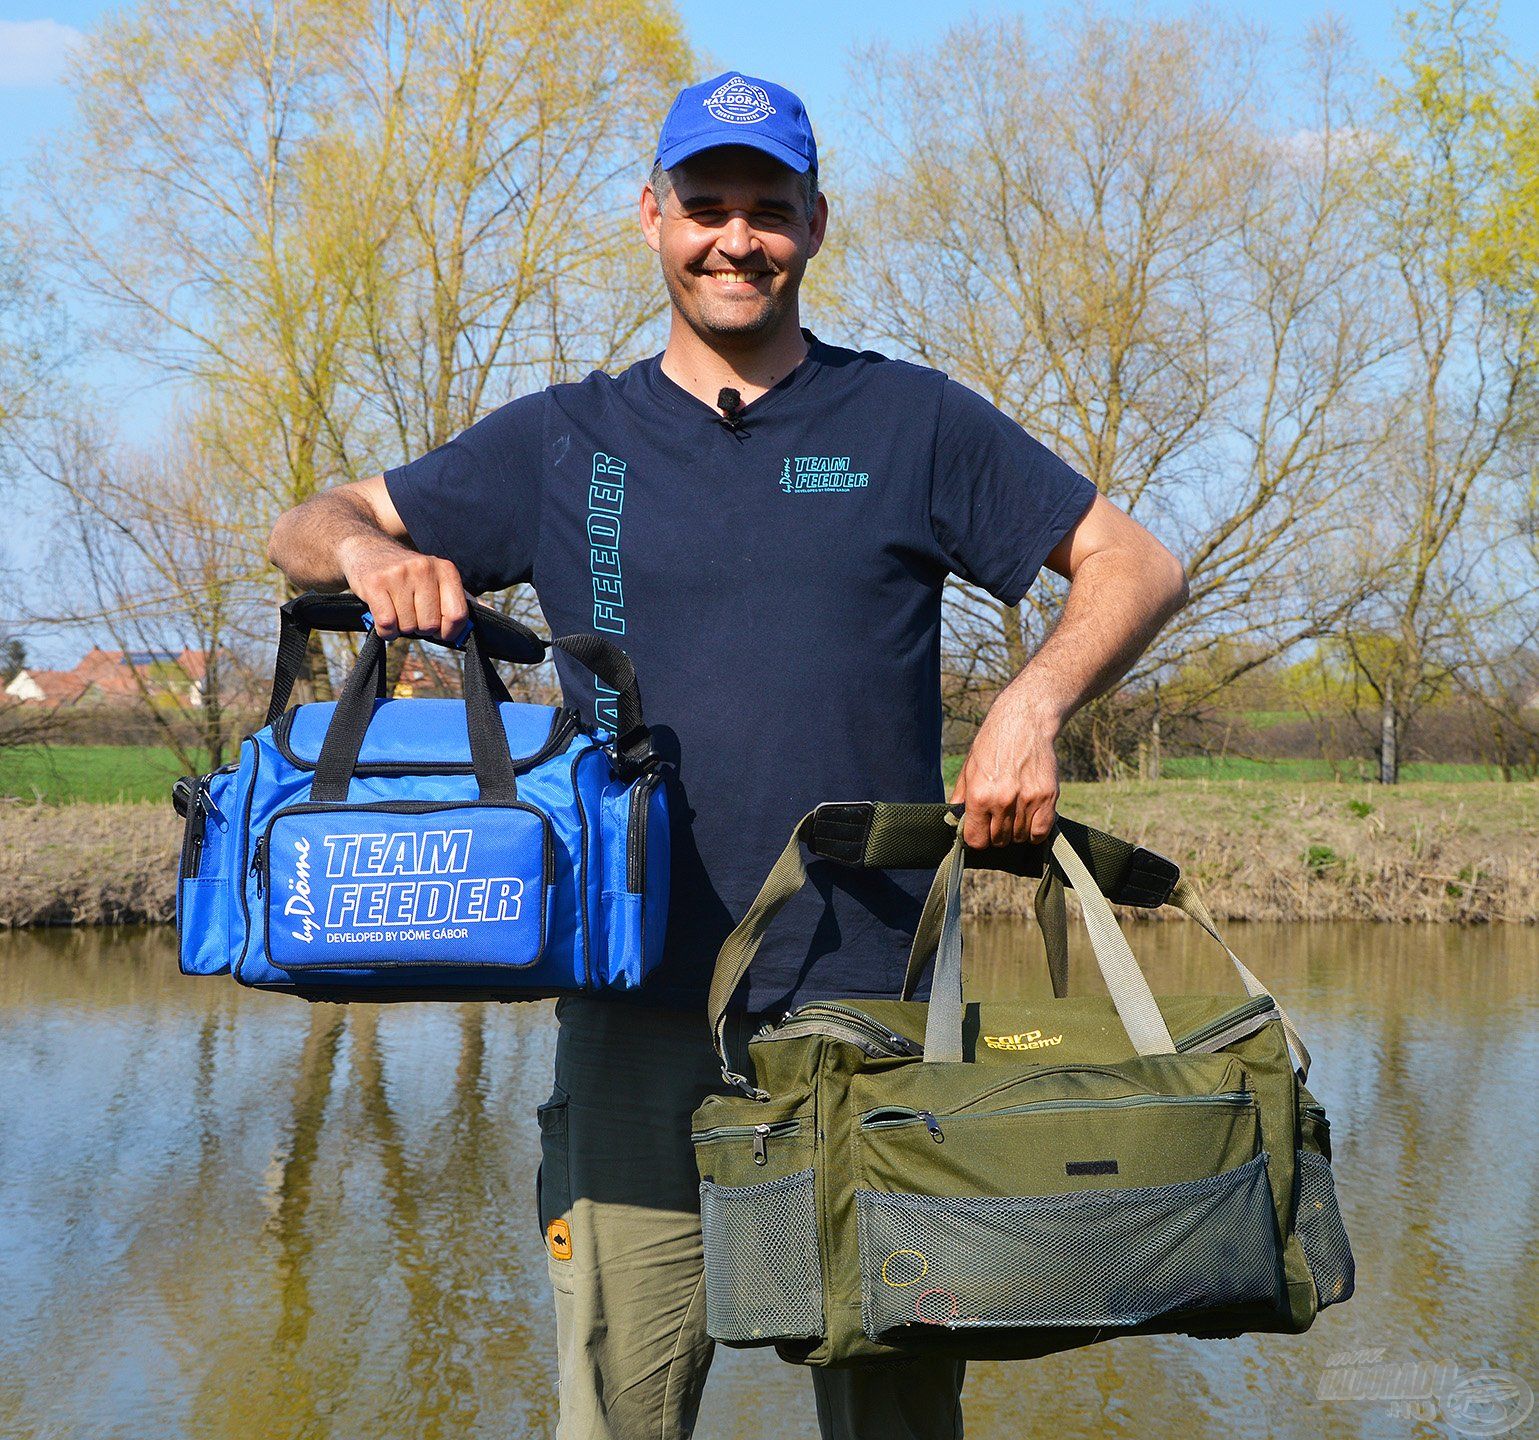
left=983, top=1029, right=1063, bottom=1052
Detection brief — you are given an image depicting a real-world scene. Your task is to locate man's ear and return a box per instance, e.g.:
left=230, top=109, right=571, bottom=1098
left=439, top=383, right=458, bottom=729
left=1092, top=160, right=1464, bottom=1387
left=639, top=183, right=664, bottom=254
left=806, top=190, right=829, bottom=260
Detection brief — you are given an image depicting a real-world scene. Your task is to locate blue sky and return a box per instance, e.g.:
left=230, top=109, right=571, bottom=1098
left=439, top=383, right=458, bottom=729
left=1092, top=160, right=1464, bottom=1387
left=2, top=0, right=1537, bottom=177
left=0, top=0, right=1534, bottom=661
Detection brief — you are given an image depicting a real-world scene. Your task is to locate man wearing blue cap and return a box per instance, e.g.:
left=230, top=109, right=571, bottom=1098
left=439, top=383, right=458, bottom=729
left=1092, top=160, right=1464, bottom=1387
left=268, top=70, right=1188, bottom=1440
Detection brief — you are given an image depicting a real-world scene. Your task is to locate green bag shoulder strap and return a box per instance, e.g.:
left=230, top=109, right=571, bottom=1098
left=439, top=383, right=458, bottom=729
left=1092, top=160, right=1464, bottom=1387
left=915, top=823, right=1311, bottom=1078
left=901, top=812, right=1180, bottom=1001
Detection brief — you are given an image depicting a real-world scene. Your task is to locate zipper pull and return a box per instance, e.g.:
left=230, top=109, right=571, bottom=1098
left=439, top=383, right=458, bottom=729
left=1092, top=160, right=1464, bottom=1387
left=920, top=1111, right=944, bottom=1143
left=251, top=836, right=267, bottom=896
left=753, top=1123, right=771, bottom=1165
left=188, top=788, right=208, bottom=866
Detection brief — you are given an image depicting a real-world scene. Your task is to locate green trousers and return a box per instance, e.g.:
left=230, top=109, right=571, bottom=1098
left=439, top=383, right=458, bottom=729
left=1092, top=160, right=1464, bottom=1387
left=538, top=995, right=966, bottom=1439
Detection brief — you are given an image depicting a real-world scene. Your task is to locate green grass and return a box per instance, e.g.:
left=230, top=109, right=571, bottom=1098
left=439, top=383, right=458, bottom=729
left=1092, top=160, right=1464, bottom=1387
left=943, top=752, right=1512, bottom=787
left=0, top=743, right=1520, bottom=806
left=1159, top=756, right=1507, bottom=782
left=0, top=745, right=198, bottom=804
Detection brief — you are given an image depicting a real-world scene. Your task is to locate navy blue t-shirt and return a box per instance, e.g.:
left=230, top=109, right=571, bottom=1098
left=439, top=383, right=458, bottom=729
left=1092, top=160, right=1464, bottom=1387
left=385, top=336, right=1096, bottom=1012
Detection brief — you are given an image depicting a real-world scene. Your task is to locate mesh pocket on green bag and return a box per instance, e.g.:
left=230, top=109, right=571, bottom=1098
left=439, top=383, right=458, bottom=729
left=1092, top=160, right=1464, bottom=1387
left=1295, top=1150, right=1355, bottom=1308
left=700, top=1168, right=824, bottom=1343
left=857, top=1152, right=1282, bottom=1338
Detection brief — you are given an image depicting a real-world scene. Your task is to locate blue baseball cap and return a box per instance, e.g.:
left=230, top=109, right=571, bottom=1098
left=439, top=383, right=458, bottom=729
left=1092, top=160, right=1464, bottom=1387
left=654, top=72, right=817, bottom=175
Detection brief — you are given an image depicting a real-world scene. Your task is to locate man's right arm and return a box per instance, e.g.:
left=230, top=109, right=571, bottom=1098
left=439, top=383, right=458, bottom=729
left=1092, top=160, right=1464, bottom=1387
left=266, top=475, right=469, bottom=643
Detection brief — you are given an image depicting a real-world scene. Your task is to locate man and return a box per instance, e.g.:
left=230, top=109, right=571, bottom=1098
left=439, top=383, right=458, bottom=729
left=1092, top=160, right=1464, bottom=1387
left=267, top=71, right=1187, bottom=1440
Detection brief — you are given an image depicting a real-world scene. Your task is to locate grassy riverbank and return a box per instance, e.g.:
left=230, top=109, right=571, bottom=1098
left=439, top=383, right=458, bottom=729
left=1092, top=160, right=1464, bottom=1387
left=969, top=778, right=1539, bottom=924
left=0, top=745, right=196, bottom=805
left=1, top=778, right=1534, bottom=928
left=1, top=803, right=182, bottom=926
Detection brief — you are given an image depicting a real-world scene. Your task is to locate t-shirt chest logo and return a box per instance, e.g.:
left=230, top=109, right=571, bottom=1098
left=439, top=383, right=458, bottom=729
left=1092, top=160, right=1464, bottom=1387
left=778, top=455, right=871, bottom=493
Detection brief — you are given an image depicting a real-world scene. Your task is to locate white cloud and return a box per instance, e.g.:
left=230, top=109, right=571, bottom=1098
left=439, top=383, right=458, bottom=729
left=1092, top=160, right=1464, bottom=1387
left=0, top=20, right=85, bottom=89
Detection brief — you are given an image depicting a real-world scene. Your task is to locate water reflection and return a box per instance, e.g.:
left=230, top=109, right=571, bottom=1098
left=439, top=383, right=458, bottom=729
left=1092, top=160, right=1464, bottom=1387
left=1, top=921, right=1535, bottom=1440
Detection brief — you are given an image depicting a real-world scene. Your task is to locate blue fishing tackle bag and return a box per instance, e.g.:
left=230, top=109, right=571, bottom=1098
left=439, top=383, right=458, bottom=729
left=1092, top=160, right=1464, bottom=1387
left=173, top=593, right=670, bottom=1000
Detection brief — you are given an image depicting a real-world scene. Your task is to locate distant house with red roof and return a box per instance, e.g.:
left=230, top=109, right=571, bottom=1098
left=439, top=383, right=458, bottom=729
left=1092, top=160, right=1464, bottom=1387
left=4, top=647, right=212, bottom=708
left=393, top=647, right=460, bottom=698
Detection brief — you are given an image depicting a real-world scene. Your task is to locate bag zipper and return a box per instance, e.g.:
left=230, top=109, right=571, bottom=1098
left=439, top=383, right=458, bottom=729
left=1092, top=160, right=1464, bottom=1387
left=232, top=739, right=261, bottom=981
left=273, top=704, right=580, bottom=777
left=859, top=1090, right=1255, bottom=1135
left=756, top=997, right=1279, bottom=1068
left=690, top=1117, right=806, bottom=1166
left=954, top=1062, right=1177, bottom=1113
left=1176, top=996, right=1280, bottom=1054
left=177, top=777, right=208, bottom=879
left=250, top=834, right=267, bottom=896
left=758, top=1002, right=922, bottom=1059
left=176, top=762, right=238, bottom=880
left=626, top=772, right=661, bottom=892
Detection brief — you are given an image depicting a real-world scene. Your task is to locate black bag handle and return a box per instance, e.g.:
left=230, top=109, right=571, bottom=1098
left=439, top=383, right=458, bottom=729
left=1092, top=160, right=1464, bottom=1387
left=265, top=592, right=547, bottom=725
left=310, top=625, right=519, bottom=803
left=265, top=594, right=651, bottom=766
left=548, top=632, right=650, bottom=769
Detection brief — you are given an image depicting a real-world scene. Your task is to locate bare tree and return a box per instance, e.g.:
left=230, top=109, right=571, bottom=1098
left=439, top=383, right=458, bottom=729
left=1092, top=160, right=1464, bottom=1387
left=833, top=12, right=1397, bottom=772
left=34, top=0, right=692, bottom=701
left=346, top=0, right=691, bottom=458
left=26, top=409, right=268, bottom=769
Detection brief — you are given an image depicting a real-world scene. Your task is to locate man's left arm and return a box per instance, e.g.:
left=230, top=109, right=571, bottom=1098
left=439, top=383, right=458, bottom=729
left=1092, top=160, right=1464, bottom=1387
left=951, top=493, right=1188, bottom=848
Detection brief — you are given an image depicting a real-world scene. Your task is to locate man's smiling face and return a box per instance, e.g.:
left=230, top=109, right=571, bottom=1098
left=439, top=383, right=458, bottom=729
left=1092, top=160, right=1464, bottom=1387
left=641, top=145, right=827, bottom=345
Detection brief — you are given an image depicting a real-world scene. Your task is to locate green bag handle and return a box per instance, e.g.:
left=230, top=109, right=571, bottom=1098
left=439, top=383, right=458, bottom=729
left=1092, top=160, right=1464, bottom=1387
left=899, top=811, right=1181, bottom=1001
left=910, top=821, right=1312, bottom=1079
left=918, top=822, right=1179, bottom=1063
left=706, top=802, right=1183, bottom=1095
left=707, top=801, right=1310, bottom=1096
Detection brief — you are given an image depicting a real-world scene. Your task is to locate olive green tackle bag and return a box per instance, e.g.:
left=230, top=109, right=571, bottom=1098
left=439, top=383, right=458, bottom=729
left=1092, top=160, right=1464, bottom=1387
left=690, top=803, right=1355, bottom=1367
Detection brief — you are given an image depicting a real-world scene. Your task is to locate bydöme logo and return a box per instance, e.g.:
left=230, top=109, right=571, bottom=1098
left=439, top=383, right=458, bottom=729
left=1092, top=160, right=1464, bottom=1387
left=286, top=836, right=319, bottom=945
left=779, top=456, right=871, bottom=493
left=704, top=76, right=777, bottom=125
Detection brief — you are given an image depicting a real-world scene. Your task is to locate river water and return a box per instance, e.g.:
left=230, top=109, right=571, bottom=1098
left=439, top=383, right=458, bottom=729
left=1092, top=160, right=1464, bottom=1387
left=1, top=920, right=1536, bottom=1440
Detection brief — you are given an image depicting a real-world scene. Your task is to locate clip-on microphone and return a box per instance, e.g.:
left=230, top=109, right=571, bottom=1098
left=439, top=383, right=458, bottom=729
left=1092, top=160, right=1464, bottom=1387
left=717, top=387, right=746, bottom=432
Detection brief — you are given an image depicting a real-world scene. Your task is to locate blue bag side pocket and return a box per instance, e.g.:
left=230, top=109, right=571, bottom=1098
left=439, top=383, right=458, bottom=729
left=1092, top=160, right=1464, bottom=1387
left=177, top=773, right=235, bottom=976
left=598, top=772, right=669, bottom=989
left=600, top=891, right=645, bottom=989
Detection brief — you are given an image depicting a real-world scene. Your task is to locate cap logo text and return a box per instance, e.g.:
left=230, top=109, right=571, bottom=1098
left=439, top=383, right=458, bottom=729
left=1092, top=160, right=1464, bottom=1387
left=705, top=76, right=776, bottom=125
